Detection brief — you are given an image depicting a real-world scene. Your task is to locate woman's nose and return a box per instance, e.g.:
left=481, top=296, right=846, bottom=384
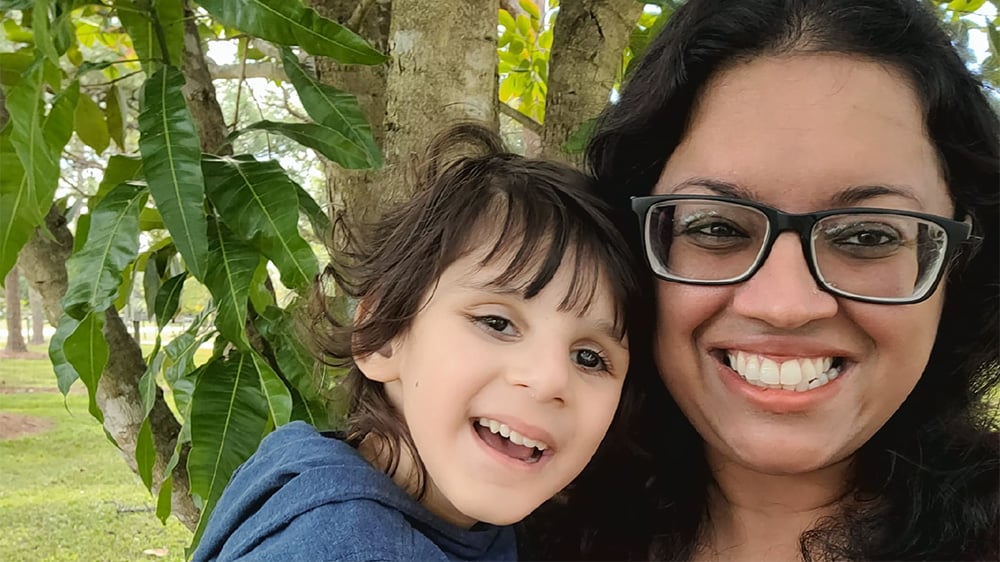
left=731, top=232, right=838, bottom=329
left=504, top=346, right=570, bottom=405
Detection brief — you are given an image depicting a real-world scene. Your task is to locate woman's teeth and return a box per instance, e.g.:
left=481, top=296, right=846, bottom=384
left=725, top=351, right=841, bottom=392
left=476, top=418, right=548, bottom=451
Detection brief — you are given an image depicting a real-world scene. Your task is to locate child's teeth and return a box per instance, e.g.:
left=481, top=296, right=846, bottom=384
left=476, top=417, right=549, bottom=450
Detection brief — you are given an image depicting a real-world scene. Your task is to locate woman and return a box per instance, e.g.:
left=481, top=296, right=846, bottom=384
left=523, top=0, right=999, bottom=560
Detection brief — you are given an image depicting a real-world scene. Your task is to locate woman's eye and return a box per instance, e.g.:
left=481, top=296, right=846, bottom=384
left=840, top=230, right=897, bottom=247
left=572, top=348, right=608, bottom=372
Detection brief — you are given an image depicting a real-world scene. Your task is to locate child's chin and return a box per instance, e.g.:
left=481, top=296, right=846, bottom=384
left=463, top=501, right=542, bottom=527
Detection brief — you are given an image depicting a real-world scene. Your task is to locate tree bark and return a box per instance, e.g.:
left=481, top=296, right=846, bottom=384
left=181, top=3, right=232, bottom=156
left=4, top=266, right=27, bottom=353
left=540, top=0, right=642, bottom=163
left=28, top=285, right=44, bottom=344
left=380, top=0, right=499, bottom=200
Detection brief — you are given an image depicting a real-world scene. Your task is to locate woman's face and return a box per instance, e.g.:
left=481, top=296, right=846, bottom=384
left=652, top=54, right=951, bottom=475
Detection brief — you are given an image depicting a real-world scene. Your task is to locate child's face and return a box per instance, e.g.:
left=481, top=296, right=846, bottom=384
left=356, top=244, right=630, bottom=527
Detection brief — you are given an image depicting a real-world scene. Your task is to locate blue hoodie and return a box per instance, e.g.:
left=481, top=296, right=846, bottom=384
left=192, top=421, right=517, bottom=561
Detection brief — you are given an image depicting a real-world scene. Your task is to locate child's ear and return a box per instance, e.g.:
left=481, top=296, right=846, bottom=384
left=352, top=298, right=400, bottom=383
left=354, top=342, right=399, bottom=383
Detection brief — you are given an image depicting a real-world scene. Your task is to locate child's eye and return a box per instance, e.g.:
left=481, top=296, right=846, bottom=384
left=474, top=315, right=517, bottom=336
left=572, top=348, right=610, bottom=373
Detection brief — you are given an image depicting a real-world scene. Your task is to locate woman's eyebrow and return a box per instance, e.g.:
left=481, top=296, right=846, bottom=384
left=832, top=184, right=924, bottom=209
left=666, top=177, right=756, bottom=198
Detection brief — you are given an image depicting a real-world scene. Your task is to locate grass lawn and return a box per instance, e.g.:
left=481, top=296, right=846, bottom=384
left=0, top=344, right=197, bottom=562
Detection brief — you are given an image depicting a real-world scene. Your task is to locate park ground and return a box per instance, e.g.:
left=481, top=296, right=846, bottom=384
left=0, top=344, right=195, bottom=562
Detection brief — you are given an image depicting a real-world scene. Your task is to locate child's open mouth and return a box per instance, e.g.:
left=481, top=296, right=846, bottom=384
left=472, top=418, right=547, bottom=464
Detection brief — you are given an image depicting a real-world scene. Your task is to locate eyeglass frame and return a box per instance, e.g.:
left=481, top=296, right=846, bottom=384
left=630, top=194, right=977, bottom=305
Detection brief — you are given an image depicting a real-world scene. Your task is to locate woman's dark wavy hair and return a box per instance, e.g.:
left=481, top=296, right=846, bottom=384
left=305, top=122, right=644, bottom=501
left=521, top=1, right=999, bottom=560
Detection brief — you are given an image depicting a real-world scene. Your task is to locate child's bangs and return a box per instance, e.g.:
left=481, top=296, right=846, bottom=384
left=459, top=192, right=630, bottom=339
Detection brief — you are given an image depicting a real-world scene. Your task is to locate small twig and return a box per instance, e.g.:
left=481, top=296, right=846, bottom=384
left=280, top=85, right=309, bottom=122
left=232, top=36, right=249, bottom=129
left=499, top=102, right=543, bottom=136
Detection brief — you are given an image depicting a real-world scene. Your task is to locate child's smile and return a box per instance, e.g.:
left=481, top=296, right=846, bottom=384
left=356, top=243, right=630, bottom=528
left=473, top=417, right=551, bottom=465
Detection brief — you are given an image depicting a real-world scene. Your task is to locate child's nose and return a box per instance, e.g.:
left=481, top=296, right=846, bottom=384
left=504, top=347, right=570, bottom=405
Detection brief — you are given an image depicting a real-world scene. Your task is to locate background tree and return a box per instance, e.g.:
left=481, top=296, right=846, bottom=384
left=3, top=266, right=27, bottom=353
left=0, top=0, right=995, bottom=553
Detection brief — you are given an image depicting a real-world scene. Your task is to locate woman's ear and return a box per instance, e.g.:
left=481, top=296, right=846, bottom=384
left=355, top=342, right=400, bottom=383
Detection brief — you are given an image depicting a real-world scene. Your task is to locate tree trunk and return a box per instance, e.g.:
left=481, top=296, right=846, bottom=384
left=4, top=266, right=27, bottom=353
left=540, top=0, right=643, bottom=163
left=312, top=0, right=392, bottom=221
left=379, top=0, right=499, bottom=200
left=28, top=285, right=44, bottom=344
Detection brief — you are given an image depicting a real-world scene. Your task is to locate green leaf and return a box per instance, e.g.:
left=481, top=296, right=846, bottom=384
left=196, top=0, right=385, bottom=64
left=6, top=59, right=53, bottom=229
left=154, top=272, right=187, bottom=329
left=139, top=207, right=165, bottom=230
left=73, top=213, right=91, bottom=253
left=251, top=352, right=292, bottom=427
left=156, top=443, right=180, bottom=523
left=248, top=258, right=275, bottom=313
left=63, top=311, right=109, bottom=422
left=138, top=341, right=163, bottom=417
left=516, top=13, right=532, bottom=37
left=562, top=117, right=598, bottom=155
left=3, top=70, right=77, bottom=276
left=947, top=0, right=987, bottom=10
left=0, top=52, right=35, bottom=87
left=202, top=155, right=319, bottom=290
left=105, top=84, right=127, bottom=150
left=143, top=256, right=162, bottom=317
left=519, top=0, right=541, bottom=20
left=113, top=262, right=136, bottom=310
left=204, top=218, right=257, bottom=349
left=74, top=91, right=110, bottom=153
left=499, top=9, right=517, bottom=31
left=115, top=0, right=185, bottom=67
left=48, top=313, right=82, bottom=395
left=33, top=0, right=61, bottom=64
left=0, top=129, right=32, bottom=282
left=95, top=155, right=143, bottom=205
left=257, top=305, right=319, bottom=399
left=138, top=66, right=209, bottom=281
left=135, top=417, right=156, bottom=491
left=188, top=352, right=270, bottom=548
left=279, top=47, right=382, bottom=169
left=0, top=0, right=35, bottom=9
left=236, top=120, right=377, bottom=170
left=296, top=184, right=331, bottom=242
left=62, top=183, right=148, bottom=319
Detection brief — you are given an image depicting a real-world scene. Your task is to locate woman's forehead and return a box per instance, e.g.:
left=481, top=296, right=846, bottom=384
left=656, top=54, right=952, bottom=214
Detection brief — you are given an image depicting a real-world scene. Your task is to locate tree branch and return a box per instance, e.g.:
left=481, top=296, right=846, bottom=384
left=499, top=102, right=543, bottom=136
left=207, top=61, right=286, bottom=81
left=346, top=0, right=376, bottom=32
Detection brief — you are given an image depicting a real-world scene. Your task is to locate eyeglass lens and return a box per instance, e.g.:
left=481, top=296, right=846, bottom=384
left=646, top=200, right=949, bottom=301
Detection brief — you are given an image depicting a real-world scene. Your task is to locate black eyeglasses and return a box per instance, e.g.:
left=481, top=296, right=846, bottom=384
left=631, top=195, right=975, bottom=304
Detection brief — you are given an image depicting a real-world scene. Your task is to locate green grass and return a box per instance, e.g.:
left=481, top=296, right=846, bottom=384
left=0, top=345, right=195, bottom=562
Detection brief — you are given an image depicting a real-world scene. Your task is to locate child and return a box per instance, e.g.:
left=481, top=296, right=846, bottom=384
left=191, top=123, right=642, bottom=561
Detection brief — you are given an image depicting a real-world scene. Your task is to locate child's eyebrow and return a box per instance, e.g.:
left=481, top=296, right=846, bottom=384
left=458, top=279, right=628, bottom=346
